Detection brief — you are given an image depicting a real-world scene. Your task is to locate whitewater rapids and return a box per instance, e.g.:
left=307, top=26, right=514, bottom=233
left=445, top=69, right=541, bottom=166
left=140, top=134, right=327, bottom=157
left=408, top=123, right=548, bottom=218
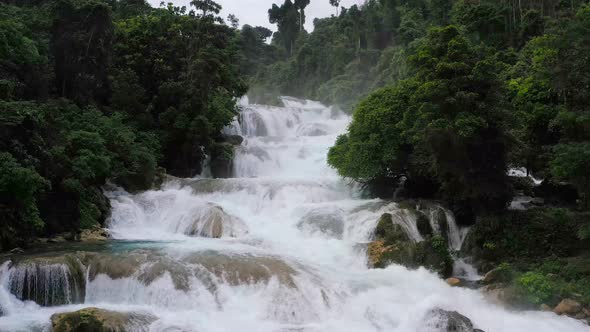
left=0, top=97, right=587, bottom=332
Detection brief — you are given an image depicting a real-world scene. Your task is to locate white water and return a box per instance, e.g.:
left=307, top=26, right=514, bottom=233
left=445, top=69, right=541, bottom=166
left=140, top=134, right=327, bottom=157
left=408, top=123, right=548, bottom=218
left=0, top=97, right=587, bottom=332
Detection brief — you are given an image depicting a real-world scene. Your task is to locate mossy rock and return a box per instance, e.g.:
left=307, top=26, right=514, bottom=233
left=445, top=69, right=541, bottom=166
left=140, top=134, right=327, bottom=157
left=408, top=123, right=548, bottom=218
left=374, top=213, right=409, bottom=243
left=416, top=212, right=433, bottom=237
left=369, top=212, right=453, bottom=277
left=51, top=307, right=155, bottom=332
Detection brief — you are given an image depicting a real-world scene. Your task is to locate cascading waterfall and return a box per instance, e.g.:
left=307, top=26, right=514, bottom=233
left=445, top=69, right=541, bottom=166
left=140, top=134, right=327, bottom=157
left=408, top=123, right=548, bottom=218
left=0, top=97, right=587, bottom=332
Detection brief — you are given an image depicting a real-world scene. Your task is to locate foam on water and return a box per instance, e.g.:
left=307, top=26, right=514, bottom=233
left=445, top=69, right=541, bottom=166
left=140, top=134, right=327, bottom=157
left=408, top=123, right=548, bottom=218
left=0, top=97, right=587, bottom=332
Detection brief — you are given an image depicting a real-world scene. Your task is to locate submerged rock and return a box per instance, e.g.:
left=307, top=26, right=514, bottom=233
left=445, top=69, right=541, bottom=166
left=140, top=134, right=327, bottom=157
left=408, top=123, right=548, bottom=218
left=295, top=123, right=329, bottom=136
left=425, top=308, right=483, bottom=332
left=185, top=203, right=248, bottom=238
left=51, top=307, right=155, bottom=332
left=184, top=252, right=298, bottom=288
left=297, top=207, right=345, bottom=239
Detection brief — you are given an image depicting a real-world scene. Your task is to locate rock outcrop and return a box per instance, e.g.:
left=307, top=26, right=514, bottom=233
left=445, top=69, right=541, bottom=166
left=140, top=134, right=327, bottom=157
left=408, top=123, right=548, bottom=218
left=51, top=307, right=155, bottom=332
left=425, top=308, right=485, bottom=332
left=368, top=213, right=453, bottom=278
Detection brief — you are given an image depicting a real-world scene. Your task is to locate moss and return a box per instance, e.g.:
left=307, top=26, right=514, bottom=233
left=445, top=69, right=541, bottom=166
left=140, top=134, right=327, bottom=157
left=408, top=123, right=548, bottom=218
left=370, top=215, right=453, bottom=278
left=51, top=307, right=155, bottom=332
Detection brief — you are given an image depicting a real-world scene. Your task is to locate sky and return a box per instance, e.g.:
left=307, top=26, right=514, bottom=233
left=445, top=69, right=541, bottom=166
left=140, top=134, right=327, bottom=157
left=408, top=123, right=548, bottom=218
left=147, top=0, right=364, bottom=31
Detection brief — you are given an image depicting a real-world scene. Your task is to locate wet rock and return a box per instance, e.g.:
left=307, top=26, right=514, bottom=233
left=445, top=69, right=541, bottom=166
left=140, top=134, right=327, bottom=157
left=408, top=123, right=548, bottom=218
left=481, top=284, right=528, bottom=309
left=296, top=123, right=329, bottom=136
left=222, top=134, right=244, bottom=146
left=416, top=212, right=433, bottom=237
left=374, top=213, right=409, bottom=243
left=446, top=277, right=461, bottom=287
left=297, top=207, right=345, bottom=239
left=138, top=259, right=191, bottom=291
left=51, top=307, right=155, bottom=332
left=426, top=308, right=482, bottom=332
left=481, top=266, right=513, bottom=285
left=79, top=226, right=109, bottom=242
left=8, top=255, right=86, bottom=306
left=554, top=298, right=582, bottom=316
left=368, top=214, right=453, bottom=277
left=87, top=252, right=148, bottom=281
left=540, top=304, right=552, bottom=311
left=185, top=204, right=248, bottom=238
left=238, top=146, right=271, bottom=161
left=9, top=247, right=24, bottom=254
left=184, top=252, right=297, bottom=288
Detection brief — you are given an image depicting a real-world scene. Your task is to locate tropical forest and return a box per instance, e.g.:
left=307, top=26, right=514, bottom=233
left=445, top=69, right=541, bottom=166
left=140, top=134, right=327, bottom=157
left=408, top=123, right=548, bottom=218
left=0, top=0, right=589, bottom=331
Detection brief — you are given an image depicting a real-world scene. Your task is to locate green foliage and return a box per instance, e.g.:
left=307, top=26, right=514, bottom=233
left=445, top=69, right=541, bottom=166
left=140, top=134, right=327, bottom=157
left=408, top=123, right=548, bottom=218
left=516, top=272, right=558, bottom=305
left=0, top=0, right=247, bottom=250
left=466, top=208, right=584, bottom=262
left=550, top=143, right=590, bottom=207
left=329, top=25, right=512, bottom=214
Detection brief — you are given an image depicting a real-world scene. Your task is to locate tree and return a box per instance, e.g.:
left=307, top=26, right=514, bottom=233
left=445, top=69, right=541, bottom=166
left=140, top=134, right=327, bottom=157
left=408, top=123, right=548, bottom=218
left=190, top=0, right=221, bottom=17
left=51, top=0, right=114, bottom=105
left=294, top=0, right=310, bottom=31
left=329, top=25, right=513, bottom=219
left=227, top=14, right=239, bottom=29
left=329, top=0, right=340, bottom=15
left=268, top=0, right=300, bottom=56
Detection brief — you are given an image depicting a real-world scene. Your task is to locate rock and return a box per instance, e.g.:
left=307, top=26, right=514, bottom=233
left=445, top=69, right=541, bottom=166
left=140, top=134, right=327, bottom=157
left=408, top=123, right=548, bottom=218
left=554, top=298, right=582, bottom=316
left=582, top=308, right=590, bottom=317
left=530, top=197, right=545, bottom=206
left=446, top=277, right=461, bottom=287
left=51, top=307, right=155, bottom=332
left=79, top=226, right=109, bottom=242
left=416, top=212, right=433, bottom=237
left=373, top=213, right=409, bottom=243
left=297, top=207, right=345, bottom=239
left=426, top=308, right=482, bottom=332
left=8, top=247, right=24, bottom=254
left=296, top=123, right=329, bottom=136
left=540, top=304, right=552, bottom=311
left=222, top=134, right=244, bottom=146
left=481, top=265, right=513, bottom=285
left=185, top=203, right=248, bottom=238
left=369, top=213, right=453, bottom=277
left=482, top=284, right=529, bottom=309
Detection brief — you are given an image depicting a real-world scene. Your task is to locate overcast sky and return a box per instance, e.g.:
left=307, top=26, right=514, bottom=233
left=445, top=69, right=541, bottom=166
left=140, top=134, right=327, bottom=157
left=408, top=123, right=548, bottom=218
left=147, top=0, right=364, bottom=31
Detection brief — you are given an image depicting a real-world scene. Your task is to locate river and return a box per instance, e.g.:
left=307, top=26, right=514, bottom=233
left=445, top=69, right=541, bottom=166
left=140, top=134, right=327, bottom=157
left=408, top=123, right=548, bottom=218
left=0, top=97, right=587, bottom=331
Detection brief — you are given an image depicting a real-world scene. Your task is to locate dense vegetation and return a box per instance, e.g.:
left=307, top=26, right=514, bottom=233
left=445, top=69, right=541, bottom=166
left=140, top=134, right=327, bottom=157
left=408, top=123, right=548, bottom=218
left=0, top=0, right=247, bottom=250
left=246, top=0, right=590, bottom=311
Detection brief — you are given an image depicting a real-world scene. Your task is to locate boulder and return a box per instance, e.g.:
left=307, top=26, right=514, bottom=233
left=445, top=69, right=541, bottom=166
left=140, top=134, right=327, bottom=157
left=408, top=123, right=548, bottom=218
left=481, top=265, right=513, bottom=285
left=51, top=307, right=155, bottom=332
left=368, top=214, right=453, bottom=277
left=297, top=207, right=345, bottom=239
left=481, top=284, right=528, bottom=309
left=553, top=298, right=582, bottom=316
left=373, top=213, right=409, bottom=243
left=416, top=212, right=433, bottom=237
left=222, top=134, right=244, bottom=146
left=296, top=123, right=329, bottom=136
left=79, top=226, right=109, bottom=242
left=185, top=204, right=248, bottom=238
left=425, top=308, right=483, bottom=332
left=540, top=304, right=552, bottom=311
left=446, top=277, right=461, bottom=287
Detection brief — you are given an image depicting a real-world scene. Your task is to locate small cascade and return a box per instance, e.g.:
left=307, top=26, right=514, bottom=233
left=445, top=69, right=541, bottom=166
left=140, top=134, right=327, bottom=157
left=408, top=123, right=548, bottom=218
left=1, top=257, right=85, bottom=307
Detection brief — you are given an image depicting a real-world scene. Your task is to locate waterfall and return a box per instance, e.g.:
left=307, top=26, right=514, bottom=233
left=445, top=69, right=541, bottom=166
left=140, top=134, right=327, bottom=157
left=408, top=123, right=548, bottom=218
left=0, top=97, right=586, bottom=332
left=0, top=258, right=85, bottom=307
